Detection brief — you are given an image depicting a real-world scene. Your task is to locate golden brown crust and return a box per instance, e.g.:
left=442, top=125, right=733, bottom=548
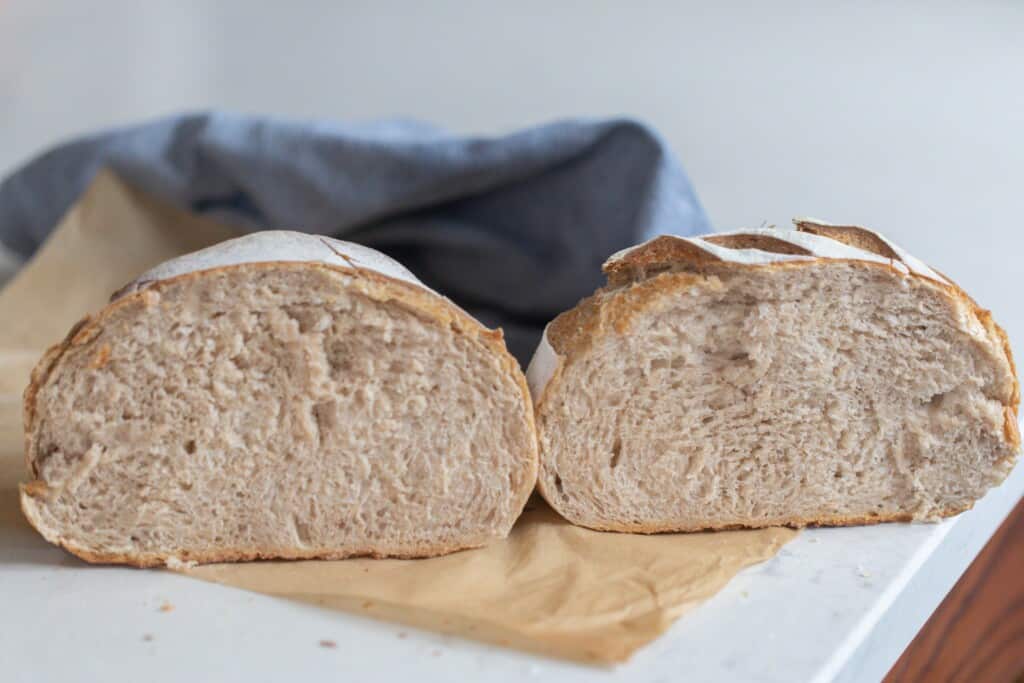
left=21, top=260, right=538, bottom=566
left=703, top=233, right=812, bottom=255
left=551, top=504, right=976, bottom=535
left=536, top=228, right=1020, bottom=532
left=794, top=220, right=901, bottom=260
left=602, top=235, right=723, bottom=287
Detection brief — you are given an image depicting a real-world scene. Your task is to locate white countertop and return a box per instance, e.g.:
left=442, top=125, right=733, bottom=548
left=2, top=425, right=1020, bottom=683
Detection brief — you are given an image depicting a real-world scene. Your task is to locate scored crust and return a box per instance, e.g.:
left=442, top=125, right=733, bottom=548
left=21, top=235, right=537, bottom=566
left=531, top=219, right=1020, bottom=532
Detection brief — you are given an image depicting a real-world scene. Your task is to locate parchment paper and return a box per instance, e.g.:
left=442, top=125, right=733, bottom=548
left=0, top=170, right=796, bottom=663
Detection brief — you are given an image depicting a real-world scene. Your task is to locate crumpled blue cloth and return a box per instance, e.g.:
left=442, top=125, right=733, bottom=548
left=0, top=113, right=709, bottom=363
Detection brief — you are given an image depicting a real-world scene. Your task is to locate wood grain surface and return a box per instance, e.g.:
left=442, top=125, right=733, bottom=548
left=884, top=498, right=1024, bottom=682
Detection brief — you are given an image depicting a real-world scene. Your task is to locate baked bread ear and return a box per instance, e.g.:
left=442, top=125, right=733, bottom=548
left=528, top=219, right=1019, bottom=532
left=21, top=231, right=537, bottom=566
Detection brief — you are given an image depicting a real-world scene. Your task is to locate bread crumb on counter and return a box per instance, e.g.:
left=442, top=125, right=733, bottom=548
left=165, top=556, right=198, bottom=570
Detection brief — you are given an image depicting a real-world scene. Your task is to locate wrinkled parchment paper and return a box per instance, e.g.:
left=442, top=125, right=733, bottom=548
left=0, top=170, right=796, bottom=663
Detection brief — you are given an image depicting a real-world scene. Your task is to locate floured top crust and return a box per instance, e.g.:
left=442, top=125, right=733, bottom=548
left=115, top=231, right=426, bottom=299
left=526, top=219, right=965, bottom=402
left=603, top=218, right=949, bottom=286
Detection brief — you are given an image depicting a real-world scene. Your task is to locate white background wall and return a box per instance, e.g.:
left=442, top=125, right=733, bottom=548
left=1, top=0, right=1022, bottom=351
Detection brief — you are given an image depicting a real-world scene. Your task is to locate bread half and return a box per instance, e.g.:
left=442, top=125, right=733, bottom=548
left=528, top=219, right=1020, bottom=532
left=21, top=231, right=537, bottom=565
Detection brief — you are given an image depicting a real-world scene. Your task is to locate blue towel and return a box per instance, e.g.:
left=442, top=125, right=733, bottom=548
left=0, top=113, right=709, bottom=363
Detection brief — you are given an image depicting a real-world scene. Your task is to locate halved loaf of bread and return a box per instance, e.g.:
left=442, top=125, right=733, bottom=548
left=21, top=231, right=537, bottom=565
left=528, top=219, right=1020, bottom=532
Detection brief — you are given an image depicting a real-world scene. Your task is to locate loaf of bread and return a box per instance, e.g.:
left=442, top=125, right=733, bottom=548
left=21, top=231, right=537, bottom=565
left=528, top=219, right=1020, bottom=532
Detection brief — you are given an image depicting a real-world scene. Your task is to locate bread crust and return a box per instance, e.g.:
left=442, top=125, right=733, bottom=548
left=21, top=259, right=538, bottom=565
left=550, top=505, right=971, bottom=536
left=535, top=223, right=1020, bottom=531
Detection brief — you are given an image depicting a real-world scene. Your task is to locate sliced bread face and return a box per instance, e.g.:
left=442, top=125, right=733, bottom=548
left=529, top=219, right=1019, bottom=533
left=21, top=231, right=537, bottom=566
